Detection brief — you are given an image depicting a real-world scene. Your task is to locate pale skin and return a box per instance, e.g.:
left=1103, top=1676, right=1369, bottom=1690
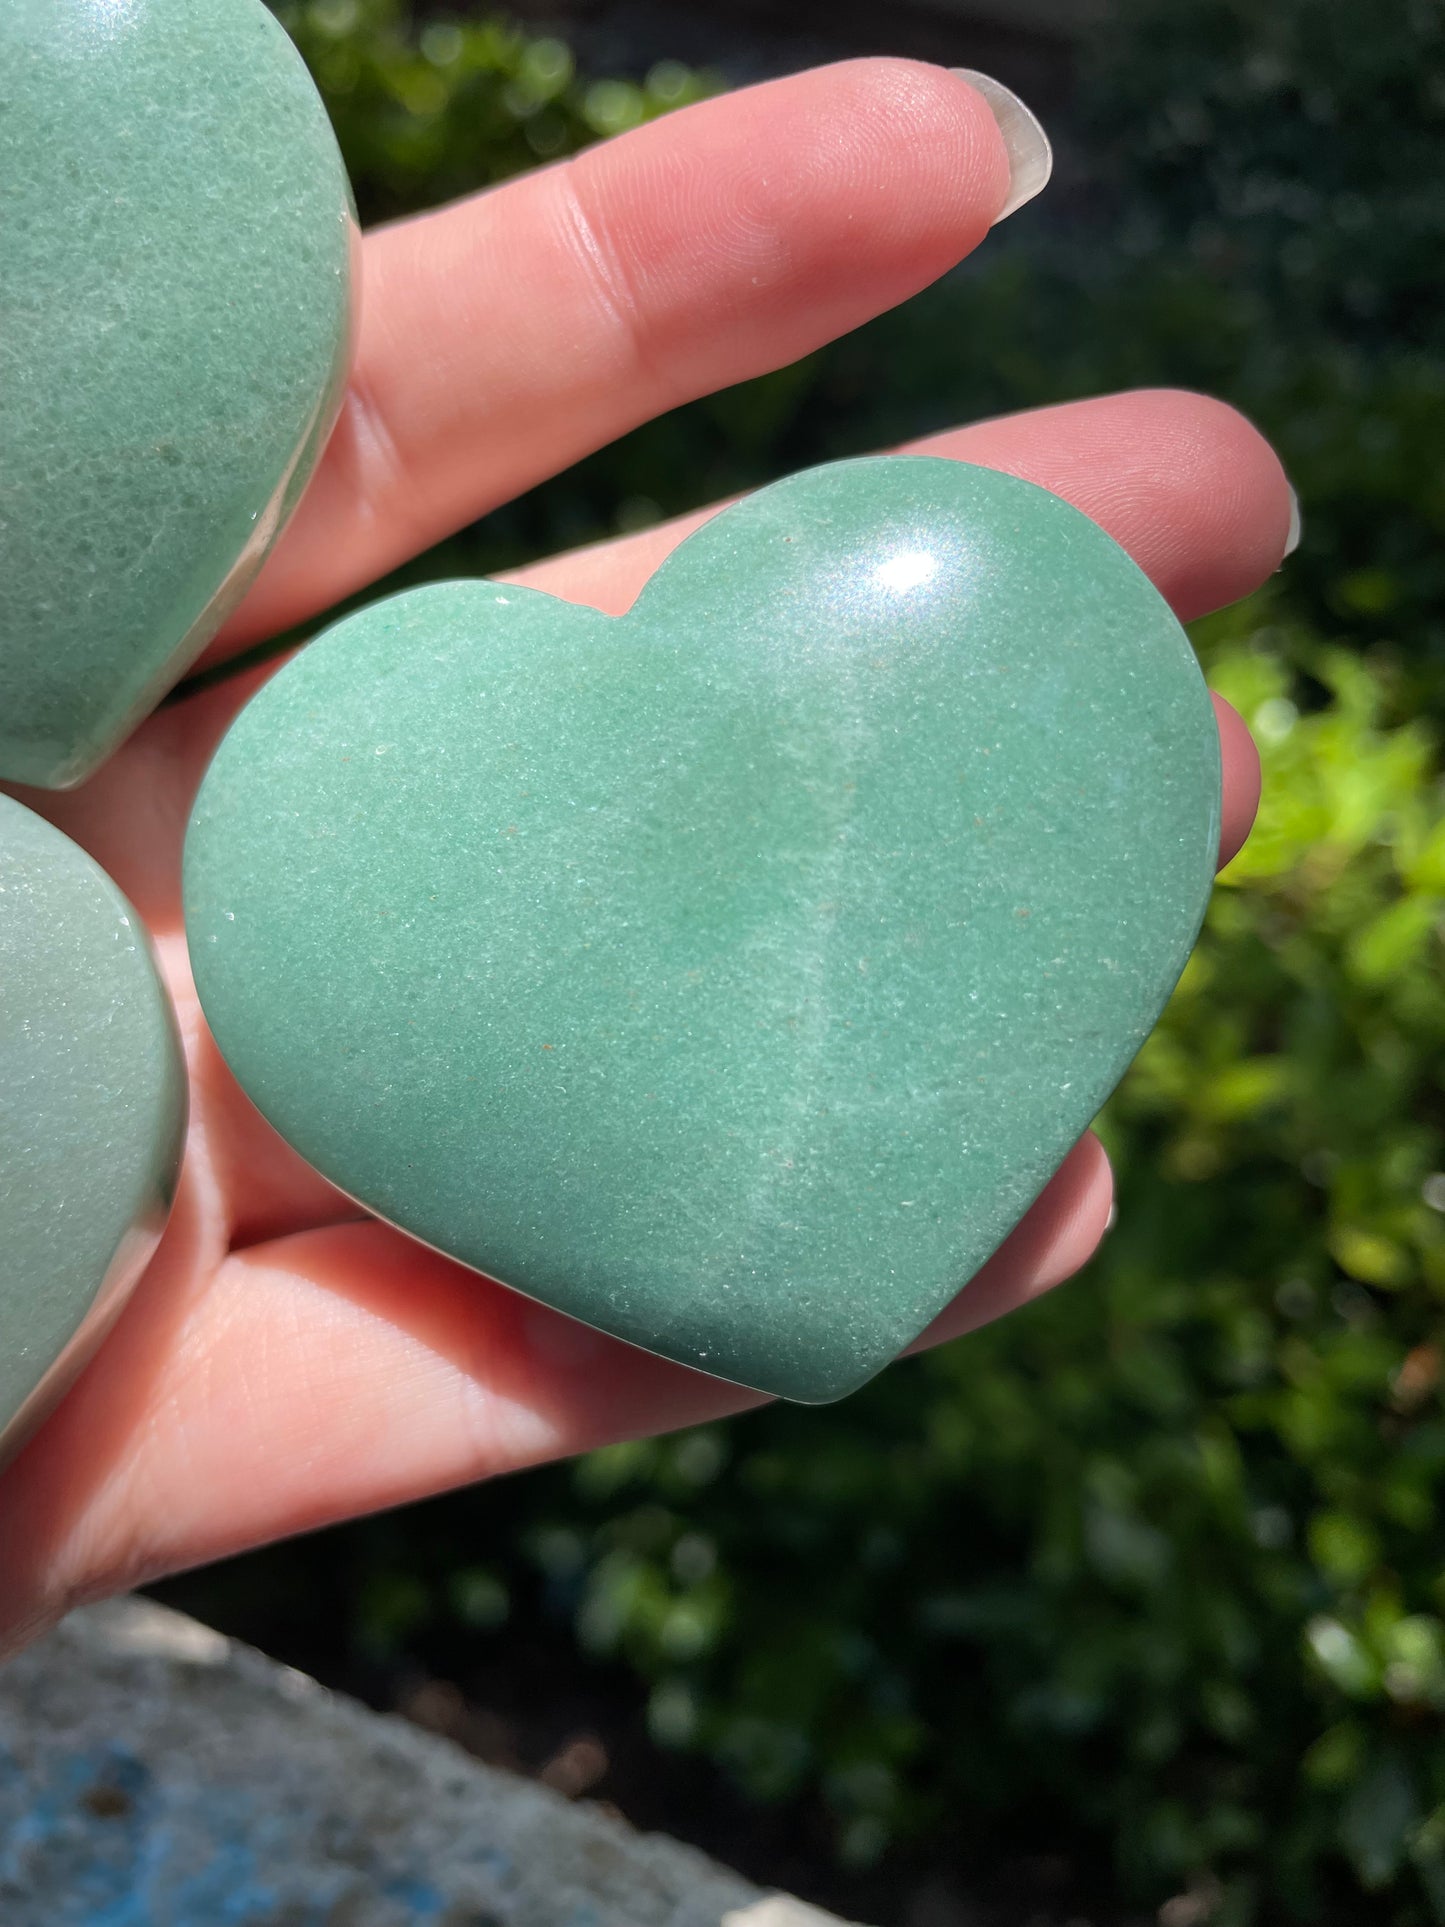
left=0, top=60, right=1286, bottom=1657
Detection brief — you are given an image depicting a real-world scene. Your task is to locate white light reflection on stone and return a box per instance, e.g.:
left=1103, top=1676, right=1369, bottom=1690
left=84, top=0, right=142, bottom=39
left=871, top=548, right=939, bottom=594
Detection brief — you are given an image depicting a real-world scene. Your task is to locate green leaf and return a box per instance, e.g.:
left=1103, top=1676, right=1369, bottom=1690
left=1347, top=896, right=1442, bottom=987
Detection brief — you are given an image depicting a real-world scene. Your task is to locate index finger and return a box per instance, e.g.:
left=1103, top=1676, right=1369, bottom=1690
left=210, top=59, right=1014, bottom=658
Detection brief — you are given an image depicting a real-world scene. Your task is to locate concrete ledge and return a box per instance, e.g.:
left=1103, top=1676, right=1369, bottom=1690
left=0, top=1597, right=859, bottom=1927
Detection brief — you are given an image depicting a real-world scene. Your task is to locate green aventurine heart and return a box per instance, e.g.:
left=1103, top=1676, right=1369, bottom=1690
left=0, top=0, right=353, bottom=788
left=185, top=458, right=1221, bottom=1403
left=1, top=797, right=186, bottom=1458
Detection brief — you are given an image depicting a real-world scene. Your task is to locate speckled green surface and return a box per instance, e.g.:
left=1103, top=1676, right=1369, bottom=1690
left=0, top=796, right=186, bottom=1458
left=0, top=0, right=354, bottom=789
left=185, top=458, right=1221, bottom=1403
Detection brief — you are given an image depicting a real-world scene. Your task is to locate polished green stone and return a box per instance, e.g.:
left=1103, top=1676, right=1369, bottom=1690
left=0, top=0, right=354, bottom=789
left=0, top=797, right=186, bottom=1457
left=184, top=458, right=1221, bottom=1403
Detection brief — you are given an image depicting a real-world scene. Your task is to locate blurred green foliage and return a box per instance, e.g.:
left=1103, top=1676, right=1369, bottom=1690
left=276, top=0, right=714, bottom=218
left=245, top=2, right=1445, bottom=1919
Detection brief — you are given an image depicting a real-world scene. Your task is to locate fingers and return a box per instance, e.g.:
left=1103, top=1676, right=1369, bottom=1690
left=0, top=1134, right=1111, bottom=1646
left=0, top=1205, right=752, bottom=1651
left=213, top=59, right=1012, bottom=657
left=511, top=388, right=1294, bottom=625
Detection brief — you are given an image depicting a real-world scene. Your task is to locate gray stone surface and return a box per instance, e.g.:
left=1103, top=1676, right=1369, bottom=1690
left=0, top=1597, right=856, bottom=1927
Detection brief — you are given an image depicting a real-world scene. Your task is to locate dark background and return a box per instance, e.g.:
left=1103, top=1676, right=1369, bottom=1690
left=154, top=3, right=1445, bottom=1922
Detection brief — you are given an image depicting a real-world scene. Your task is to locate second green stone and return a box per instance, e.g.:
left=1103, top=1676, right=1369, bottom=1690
left=0, top=0, right=354, bottom=788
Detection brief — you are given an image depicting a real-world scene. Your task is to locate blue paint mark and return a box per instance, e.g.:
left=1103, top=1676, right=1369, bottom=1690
left=454, top=1839, right=513, bottom=1881
left=381, top=1874, right=448, bottom=1917
left=0, top=1738, right=507, bottom=1923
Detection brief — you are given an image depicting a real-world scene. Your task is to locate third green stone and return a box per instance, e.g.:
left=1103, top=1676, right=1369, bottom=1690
left=185, top=458, right=1221, bottom=1404
left=1, top=796, right=186, bottom=1460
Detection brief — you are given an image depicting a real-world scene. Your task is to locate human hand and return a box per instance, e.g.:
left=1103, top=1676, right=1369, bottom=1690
left=0, top=60, right=1286, bottom=1656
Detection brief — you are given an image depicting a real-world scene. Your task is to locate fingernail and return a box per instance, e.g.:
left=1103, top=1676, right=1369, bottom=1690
left=952, top=69, right=1053, bottom=223
left=1283, top=483, right=1302, bottom=559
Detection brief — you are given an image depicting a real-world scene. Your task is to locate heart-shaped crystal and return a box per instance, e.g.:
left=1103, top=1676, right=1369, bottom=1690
left=184, top=458, right=1219, bottom=1401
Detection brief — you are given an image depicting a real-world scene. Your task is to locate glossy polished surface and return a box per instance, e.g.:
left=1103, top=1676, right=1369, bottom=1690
left=185, top=458, right=1221, bottom=1403
left=0, top=0, right=354, bottom=788
left=0, top=797, right=186, bottom=1459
